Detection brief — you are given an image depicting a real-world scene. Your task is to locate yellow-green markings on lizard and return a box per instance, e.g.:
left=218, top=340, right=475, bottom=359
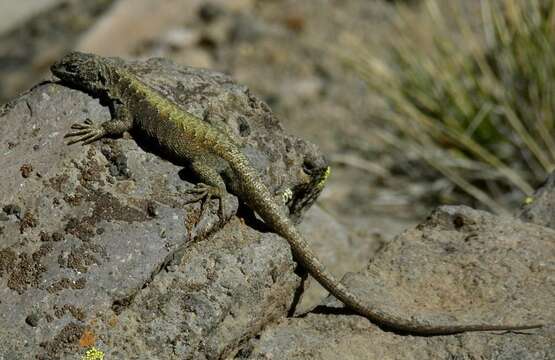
left=281, top=188, right=294, bottom=204
left=317, top=166, right=331, bottom=190
left=53, top=51, right=545, bottom=335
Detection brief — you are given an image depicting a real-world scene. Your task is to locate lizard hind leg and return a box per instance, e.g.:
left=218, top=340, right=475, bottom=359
left=184, top=159, right=227, bottom=221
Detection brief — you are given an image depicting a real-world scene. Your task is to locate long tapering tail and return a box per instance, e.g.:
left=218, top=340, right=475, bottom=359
left=220, top=146, right=544, bottom=335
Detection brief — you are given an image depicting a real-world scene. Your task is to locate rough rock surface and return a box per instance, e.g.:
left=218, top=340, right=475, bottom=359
left=0, top=59, right=327, bottom=359
left=86, top=218, right=298, bottom=359
left=245, top=313, right=554, bottom=360
left=520, top=170, right=555, bottom=230
left=295, top=206, right=379, bottom=314
left=244, top=206, right=555, bottom=359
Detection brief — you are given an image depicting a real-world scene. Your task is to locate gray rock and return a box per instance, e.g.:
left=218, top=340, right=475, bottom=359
left=245, top=206, right=555, bottom=359
left=246, top=314, right=554, bottom=360
left=519, top=170, right=555, bottom=229
left=88, top=218, right=298, bottom=359
left=294, top=206, right=380, bottom=314
left=0, top=58, right=326, bottom=359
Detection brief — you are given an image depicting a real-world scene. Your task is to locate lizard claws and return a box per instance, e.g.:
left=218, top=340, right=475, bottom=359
left=185, top=183, right=225, bottom=220
left=65, top=120, right=105, bottom=145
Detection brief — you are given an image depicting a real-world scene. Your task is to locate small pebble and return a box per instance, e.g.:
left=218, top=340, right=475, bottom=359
left=25, top=314, right=40, bottom=327
left=20, top=163, right=33, bottom=178
left=147, top=202, right=159, bottom=218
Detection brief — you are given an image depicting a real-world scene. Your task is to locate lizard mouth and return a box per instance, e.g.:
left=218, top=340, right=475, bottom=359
left=51, top=62, right=79, bottom=80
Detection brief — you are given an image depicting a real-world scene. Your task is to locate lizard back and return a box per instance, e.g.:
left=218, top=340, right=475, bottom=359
left=110, top=67, right=231, bottom=164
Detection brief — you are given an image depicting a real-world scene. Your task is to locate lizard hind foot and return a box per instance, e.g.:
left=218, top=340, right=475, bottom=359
left=184, top=183, right=225, bottom=221
left=64, top=119, right=106, bottom=145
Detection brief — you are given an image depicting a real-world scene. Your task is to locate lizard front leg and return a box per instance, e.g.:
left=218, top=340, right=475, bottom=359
left=65, top=102, right=133, bottom=145
left=184, top=159, right=227, bottom=220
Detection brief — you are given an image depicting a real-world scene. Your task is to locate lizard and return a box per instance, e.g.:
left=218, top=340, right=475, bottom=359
left=51, top=51, right=545, bottom=335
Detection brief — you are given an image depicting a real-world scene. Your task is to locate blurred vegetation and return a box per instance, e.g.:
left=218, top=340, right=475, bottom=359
left=344, top=0, right=555, bottom=214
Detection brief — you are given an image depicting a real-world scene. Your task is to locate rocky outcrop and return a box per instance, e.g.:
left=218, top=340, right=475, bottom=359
left=0, top=59, right=326, bottom=359
left=245, top=206, right=555, bottom=359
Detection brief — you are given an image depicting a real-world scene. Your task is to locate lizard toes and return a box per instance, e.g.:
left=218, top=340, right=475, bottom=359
left=66, top=134, right=94, bottom=145
left=82, top=133, right=105, bottom=144
left=187, top=188, right=208, bottom=195
left=70, top=123, right=91, bottom=130
left=65, top=129, right=104, bottom=145
left=65, top=129, right=93, bottom=137
left=184, top=184, right=225, bottom=220
left=184, top=193, right=206, bottom=204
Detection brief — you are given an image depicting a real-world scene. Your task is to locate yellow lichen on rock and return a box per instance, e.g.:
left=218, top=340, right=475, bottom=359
left=82, top=347, right=105, bottom=360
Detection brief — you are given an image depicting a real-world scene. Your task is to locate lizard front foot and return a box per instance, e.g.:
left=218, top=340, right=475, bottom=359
left=185, top=183, right=225, bottom=220
left=64, top=119, right=106, bottom=145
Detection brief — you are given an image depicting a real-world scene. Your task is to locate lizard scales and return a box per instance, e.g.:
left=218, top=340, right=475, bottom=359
left=52, top=52, right=544, bottom=335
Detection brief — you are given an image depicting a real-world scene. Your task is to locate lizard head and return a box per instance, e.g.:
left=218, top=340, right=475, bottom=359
left=51, top=51, right=108, bottom=93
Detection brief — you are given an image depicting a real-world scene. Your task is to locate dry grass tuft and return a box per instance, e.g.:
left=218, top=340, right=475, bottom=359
left=343, top=0, right=555, bottom=214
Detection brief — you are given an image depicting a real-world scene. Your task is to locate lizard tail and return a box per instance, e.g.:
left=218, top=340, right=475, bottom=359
left=219, top=146, right=544, bottom=335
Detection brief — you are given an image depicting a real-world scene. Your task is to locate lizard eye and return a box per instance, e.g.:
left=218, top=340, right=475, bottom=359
left=302, top=159, right=316, bottom=175
left=64, top=63, right=79, bottom=74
